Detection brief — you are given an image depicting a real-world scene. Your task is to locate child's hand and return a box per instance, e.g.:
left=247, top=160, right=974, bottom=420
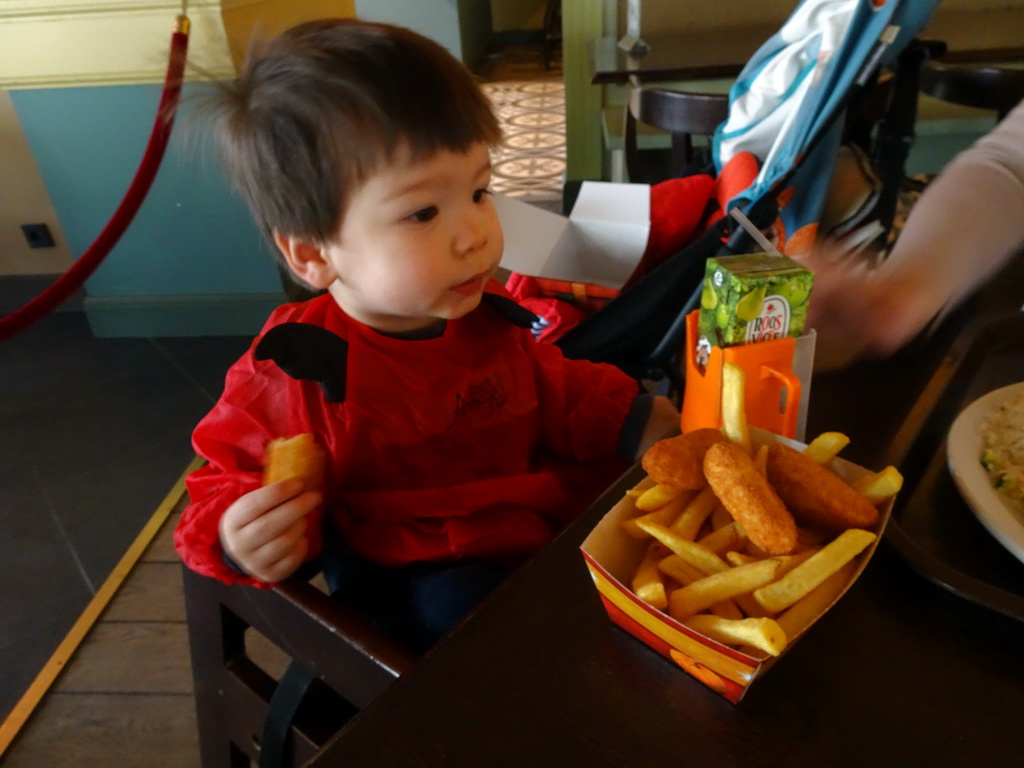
left=218, top=479, right=322, bottom=583
left=636, top=395, right=681, bottom=459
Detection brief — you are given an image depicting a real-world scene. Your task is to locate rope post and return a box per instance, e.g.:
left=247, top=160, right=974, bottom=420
left=0, top=13, right=191, bottom=343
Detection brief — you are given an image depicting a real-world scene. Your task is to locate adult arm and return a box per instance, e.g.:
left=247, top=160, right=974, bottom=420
left=805, top=99, right=1024, bottom=365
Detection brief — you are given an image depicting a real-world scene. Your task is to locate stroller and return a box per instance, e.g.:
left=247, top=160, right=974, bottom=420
left=551, top=0, right=942, bottom=399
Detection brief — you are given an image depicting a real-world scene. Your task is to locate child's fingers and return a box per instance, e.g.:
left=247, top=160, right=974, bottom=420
left=247, top=524, right=310, bottom=581
left=222, top=496, right=316, bottom=581
left=235, top=489, right=320, bottom=542
left=250, top=549, right=308, bottom=583
left=223, top=479, right=306, bottom=528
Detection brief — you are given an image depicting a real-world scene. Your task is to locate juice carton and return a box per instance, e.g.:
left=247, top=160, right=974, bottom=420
left=697, top=254, right=813, bottom=350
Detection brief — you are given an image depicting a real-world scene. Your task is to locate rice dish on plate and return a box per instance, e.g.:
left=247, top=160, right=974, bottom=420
left=980, top=391, right=1024, bottom=511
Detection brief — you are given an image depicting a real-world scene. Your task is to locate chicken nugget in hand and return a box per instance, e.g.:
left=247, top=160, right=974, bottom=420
left=643, top=428, right=728, bottom=490
left=218, top=434, right=326, bottom=583
left=264, top=434, right=325, bottom=492
left=704, top=441, right=799, bottom=555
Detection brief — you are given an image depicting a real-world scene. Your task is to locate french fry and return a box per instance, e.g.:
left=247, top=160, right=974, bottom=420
left=632, top=542, right=670, bottom=611
left=621, top=490, right=696, bottom=539
left=636, top=521, right=731, bottom=575
left=669, top=486, right=718, bottom=539
left=734, top=591, right=771, bottom=619
left=697, top=521, right=744, bottom=555
left=774, top=548, right=820, bottom=578
left=753, top=529, right=876, bottom=613
left=668, top=557, right=783, bottom=620
left=683, top=614, right=788, bottom=657
left=708, top=599, right=744, bottom=620
left=635, top=482, right=686, bottom=511
left=754, top=443, right=769, bottom=475
left=725, top=550, right=758, bottom=567
left=658, top=554, right=706, bottom=585
left=852, top=465, right=904, bottom=504
left=731, top=548, right=814, bottom=573
left=710, top=503, right=733, bottom=531
left=725, top=547, right=816, bottom=617
left=720, top=361, right=751, bottom=453
left=775, top=562, right=856, bottom=640
left=802, top=431, right=850, bottom=464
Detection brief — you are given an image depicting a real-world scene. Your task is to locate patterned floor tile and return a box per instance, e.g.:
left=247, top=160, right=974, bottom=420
left=482, top=80, right=565, bottom=204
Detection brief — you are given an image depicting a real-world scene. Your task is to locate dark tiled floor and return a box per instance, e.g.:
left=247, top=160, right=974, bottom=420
left=0, top=311, right=253, bottom=721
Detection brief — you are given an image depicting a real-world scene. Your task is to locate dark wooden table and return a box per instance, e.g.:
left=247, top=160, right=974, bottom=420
left=307, top=261, right=1024, bottom=767
left=591, top=8, right=1024, bottom=85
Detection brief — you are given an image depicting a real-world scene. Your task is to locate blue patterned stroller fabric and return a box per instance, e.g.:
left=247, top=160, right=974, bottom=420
left=712, top=0, right=938, bottom=255
left=556, top=0, right=941, bottom=391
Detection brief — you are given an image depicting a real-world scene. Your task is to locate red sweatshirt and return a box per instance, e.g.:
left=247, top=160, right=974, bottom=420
left=175, top=284, right=641, bottom=587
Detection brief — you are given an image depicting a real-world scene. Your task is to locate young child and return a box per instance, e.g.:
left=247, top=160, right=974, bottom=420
left=175, top=18, right=678, bottom=652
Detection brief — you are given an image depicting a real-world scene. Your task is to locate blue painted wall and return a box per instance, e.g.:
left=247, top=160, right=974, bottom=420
left=8, top=3, right=496, bottom=337
left=353, top=0, right=493, bottom=69
left=10, top=83, right=286, bottom=336
left=354, top=0, right=461, bottom=56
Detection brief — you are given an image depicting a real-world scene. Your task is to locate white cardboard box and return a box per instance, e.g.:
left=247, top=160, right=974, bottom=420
left=494, top=182, right=651, bottom=290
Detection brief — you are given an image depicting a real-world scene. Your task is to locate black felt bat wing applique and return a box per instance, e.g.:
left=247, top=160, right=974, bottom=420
left=254, top=323, right=348, bottom=403
left=481, top=292, right=540, bottom=329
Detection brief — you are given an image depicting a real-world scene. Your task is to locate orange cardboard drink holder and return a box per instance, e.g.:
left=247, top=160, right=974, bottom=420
left=580, top=428, right=892, bottom=703
left=681, top=311, right=815, bottom=440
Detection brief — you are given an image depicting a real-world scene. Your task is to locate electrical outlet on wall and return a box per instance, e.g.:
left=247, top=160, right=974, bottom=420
left=21, top=223, right=55, bottom=249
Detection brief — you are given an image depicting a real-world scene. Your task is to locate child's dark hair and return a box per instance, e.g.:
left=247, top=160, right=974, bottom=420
left=209, top=19, right=501, bottom=245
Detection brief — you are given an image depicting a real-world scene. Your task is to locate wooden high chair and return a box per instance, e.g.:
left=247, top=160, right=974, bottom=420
left=182, top=566, right=416, bottom=767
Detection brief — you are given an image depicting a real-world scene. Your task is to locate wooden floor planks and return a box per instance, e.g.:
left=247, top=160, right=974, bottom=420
left=3, top=502, right=202, bottom=766
left=6, top=496, right=300, bottom=766
left=3, top=693, right=200, bottom=768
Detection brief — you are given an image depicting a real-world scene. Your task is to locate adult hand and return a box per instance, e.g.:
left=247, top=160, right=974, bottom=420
left=800, top=243, right=946, bottom=369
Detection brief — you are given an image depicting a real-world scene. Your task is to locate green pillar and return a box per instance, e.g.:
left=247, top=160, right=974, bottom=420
left=562, top=0, right=606, bottom=182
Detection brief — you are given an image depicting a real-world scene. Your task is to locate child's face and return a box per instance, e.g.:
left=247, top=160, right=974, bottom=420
left=319, top=141, right=504, bottom=333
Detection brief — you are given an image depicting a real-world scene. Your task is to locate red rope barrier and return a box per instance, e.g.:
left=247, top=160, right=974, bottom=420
left=0, top=16, right=191, bottom=343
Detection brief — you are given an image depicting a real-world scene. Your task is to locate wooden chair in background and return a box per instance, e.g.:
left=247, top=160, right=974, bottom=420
left=182, top=567, right=416, bottom=767
left=542, top=0, right=562, bottom=70
left=623, top=79, right=730, bottom=184
left=919, top=61, right=1024, bottom=122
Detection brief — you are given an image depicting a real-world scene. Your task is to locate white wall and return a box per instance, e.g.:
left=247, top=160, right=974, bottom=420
left=0, top=91, right=72, bottom=276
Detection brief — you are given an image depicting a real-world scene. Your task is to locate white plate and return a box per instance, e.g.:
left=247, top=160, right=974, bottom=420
left=947, top=382, right=1024, bottom=565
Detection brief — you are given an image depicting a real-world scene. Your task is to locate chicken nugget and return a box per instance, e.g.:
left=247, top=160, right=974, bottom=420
left=766, top=444, right=879, bottom=533
left=264, top=434, right=325, bottom=493
left=703, top=441, right=799, bottom=555
left=642, top=428, right=728, bottom=490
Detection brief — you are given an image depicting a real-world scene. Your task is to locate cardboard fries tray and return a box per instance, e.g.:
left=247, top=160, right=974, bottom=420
left=580, top=428, right=893, bottom=702
left=882, top=312, right=1024, bottom=623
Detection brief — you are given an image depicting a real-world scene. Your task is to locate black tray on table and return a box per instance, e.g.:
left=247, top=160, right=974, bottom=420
left=881, top=311, right=1024, bottom=623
